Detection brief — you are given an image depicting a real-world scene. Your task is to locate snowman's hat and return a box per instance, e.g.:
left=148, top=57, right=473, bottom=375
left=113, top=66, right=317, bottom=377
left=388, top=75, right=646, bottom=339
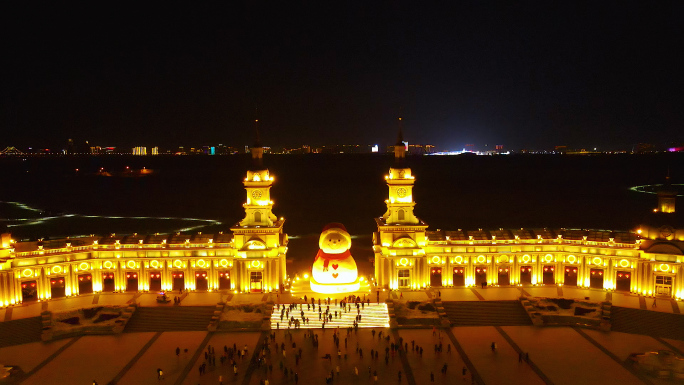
left=321, top=223, right=347, bottom=233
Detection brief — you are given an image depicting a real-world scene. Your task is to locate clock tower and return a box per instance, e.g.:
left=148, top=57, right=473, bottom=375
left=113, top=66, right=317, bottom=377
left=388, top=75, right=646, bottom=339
left=230, top=120, right=287, bottom=293
left=373, top=117, right=429, bottom=290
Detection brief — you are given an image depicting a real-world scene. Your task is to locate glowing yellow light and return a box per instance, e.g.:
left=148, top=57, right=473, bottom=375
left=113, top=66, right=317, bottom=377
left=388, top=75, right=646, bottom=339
left=544, top=254, right=553, bottom=263
left=637, top=229, right=642, bottom=234
left=197, top=259, right=206, bottom=268
left=104, top=261, right=114, bottom=269
left=659, top=263, right=670, bottom=272
left=304, top=273, right=309, bottom=279
left=219, top=259, right=229, bottom=268
left=79, top=262, right=89, bottom=271
left=477, top=255, right=486, bottom=264
left=52, top=265, right=62, bottom=274
left=399, top=258, right=409, bottom=266
left=567, top=255, right=576, bottom=264
left=173, top=260, right=183, bottom=268
left=522, top=254, right=531, bottom=263
left=251, top=260, right=261, bottom=268
left=151, top=260, right=160, bottom=269
left=619, top=259, right=630, bottom=268
left=431, top=256, right=441, bottom=264
left=127, top=260, right=137, bottom=269
left=592, top=257, right=602, bottom=265
left=22, top=268, right=33, bottom=278
left=454, top=256, right=463, bottom=264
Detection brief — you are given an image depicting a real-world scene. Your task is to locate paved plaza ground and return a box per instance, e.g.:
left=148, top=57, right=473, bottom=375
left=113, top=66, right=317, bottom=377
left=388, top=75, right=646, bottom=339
left=1, top=286, right=683, bottom=384
left=2, top=326, right=683, bottom=384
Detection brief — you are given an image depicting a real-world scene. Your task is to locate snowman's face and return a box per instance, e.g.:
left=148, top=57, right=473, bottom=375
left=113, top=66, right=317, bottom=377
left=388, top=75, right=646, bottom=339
left=319, top=230, right=351, bottom=254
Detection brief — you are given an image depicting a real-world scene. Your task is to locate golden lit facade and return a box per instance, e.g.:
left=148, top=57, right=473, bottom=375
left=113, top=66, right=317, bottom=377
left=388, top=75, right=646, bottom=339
left=373, top=125, right=429, bottom=291
left=0, top=143, right=288, bottom=307
left=373, top=129, right=683, bottom=300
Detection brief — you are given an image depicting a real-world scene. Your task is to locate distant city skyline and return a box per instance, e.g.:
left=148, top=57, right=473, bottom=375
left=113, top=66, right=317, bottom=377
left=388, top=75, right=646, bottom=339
left=2, top=3, right=684, bottom=150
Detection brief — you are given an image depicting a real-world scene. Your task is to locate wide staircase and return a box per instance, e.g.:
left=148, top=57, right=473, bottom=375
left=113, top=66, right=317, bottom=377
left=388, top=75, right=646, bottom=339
left=0, top=316, right=43, bottom=347
left=124, top=306, right=215, bottom=332
left=269, top=303, right=390, bottom=329
left=611, top=306, right=684, bottom=341
left=443, top=301, right=532, bottom=326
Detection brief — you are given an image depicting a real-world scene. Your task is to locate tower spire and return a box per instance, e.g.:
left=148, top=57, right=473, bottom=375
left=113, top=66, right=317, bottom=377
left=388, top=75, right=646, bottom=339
left=253, top=107, right=262, bottom=148
left=250, top=108, right=264, bottom=168
left=394, top=115, right=406, bottom=162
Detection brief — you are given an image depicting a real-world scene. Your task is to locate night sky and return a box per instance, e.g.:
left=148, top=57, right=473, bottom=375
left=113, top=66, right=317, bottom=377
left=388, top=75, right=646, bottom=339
left=2, top=3, right=684, bottom=151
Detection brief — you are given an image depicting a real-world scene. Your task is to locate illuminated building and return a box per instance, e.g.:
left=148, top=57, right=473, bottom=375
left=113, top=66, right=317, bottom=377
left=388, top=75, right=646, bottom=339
left=374, top=121, right=684, bottom=300
left=132, top=146, right=147, bottom=155
left=0, top=124, right=287, bottom=307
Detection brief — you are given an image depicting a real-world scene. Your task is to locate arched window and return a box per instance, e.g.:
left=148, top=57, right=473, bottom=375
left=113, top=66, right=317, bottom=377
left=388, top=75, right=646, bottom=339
left=254, top=211, right=262, bottom=222
left=398, top=209, right=405, bottom=221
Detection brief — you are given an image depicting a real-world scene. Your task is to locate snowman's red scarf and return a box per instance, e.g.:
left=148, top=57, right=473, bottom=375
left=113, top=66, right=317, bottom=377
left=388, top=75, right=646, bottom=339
left=315, top=249, right=351, bottom=271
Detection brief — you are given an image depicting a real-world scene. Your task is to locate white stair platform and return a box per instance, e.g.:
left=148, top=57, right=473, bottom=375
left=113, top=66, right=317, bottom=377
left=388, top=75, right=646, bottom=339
left=270, top=303, right=390, bottom=329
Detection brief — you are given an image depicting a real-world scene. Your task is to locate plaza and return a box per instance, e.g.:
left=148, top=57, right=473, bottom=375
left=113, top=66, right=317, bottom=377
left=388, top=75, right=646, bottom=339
left=1, top=284, right=683, bottom=384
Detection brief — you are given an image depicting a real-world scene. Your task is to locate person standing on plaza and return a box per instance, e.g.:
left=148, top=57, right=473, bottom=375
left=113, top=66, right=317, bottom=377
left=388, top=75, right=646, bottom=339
left=295, top=372, right=299, bottom=384
left=157, top=368, right=163, bottom=380
left=652, top=298, right=657, bottom=308
left=398, top=370, right=402, bottom=383
left=430, top=372, right=435, bottom=382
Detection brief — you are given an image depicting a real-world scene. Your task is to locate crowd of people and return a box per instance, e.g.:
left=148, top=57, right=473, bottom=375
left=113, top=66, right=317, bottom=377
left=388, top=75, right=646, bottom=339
left=276, top=294, right=374, bottom=330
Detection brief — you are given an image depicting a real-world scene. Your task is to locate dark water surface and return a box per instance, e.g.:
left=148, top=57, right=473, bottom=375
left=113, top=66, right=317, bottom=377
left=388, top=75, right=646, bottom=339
left=1, top=153, right=681, bottom=240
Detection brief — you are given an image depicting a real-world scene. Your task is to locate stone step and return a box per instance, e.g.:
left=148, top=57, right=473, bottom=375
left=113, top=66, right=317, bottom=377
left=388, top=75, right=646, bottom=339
left=124, top=306, right=215, bottom=332
left=443, top=301, right=532, bottom=326
left=611, top=306, right=684, bottom=340
left=0, top=316, right=43, bottom=347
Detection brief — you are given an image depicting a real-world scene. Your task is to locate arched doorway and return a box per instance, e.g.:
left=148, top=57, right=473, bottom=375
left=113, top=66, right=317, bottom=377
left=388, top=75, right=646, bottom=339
left=50, top=277, right=66, bottom=298
left=589, top=269, right=604, bottom=289
left=250, top=271, right=263, bottom=292
left=218, top=271, right=231, bottom=290
left=102, top=273, right=115, bottom=292
left=125, top=272, right=138, bottom=292
left=149, top=272, right=162, bottom=292
left=542, top=266, right=555, bottom=285
left=78, top=273, right=93, bottom=294
left=564, top=267, right=578, bottom=286
left=21, top=281, right=38, bottom=302
left=615, top=271, right=631, bottom=292
left=655, top=275, right=672, bottom=297
left=195, top=271, right=208, bottom=291
left=430, top=267, right=442, bottom=287
left=452, top=267, right=465, bottom=287
left=520, top=267, right=532, bottom=285
left=497, top=266, right=510, bottom=286
left=475, top=267, right=487, bottom=287
left=172, top=272, right=185, bottom=291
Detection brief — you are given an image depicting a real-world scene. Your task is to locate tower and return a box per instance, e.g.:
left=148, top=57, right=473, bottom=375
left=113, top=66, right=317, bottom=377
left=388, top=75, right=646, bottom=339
left=373, top=117, right=429, bottom=290
left=657, top=172, right=676, bottom=214
left=383, top=117, right=419, bottom=225
left=231, top=119, right=288, bottom=292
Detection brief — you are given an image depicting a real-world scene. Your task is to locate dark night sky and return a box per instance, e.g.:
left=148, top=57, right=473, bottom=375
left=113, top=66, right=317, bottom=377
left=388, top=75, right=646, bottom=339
left=2, top=2, right=684, bottom=151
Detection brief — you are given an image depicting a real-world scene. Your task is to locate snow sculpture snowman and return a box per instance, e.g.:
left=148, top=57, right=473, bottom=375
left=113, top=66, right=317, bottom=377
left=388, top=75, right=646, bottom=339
left=310, top=223, right=360, bottom=293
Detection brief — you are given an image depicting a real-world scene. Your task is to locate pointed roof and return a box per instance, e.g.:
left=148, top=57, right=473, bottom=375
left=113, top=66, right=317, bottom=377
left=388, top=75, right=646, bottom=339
left=253, top=119, right=262, bottom=148
left=396, top=117, right=404, bottom=146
